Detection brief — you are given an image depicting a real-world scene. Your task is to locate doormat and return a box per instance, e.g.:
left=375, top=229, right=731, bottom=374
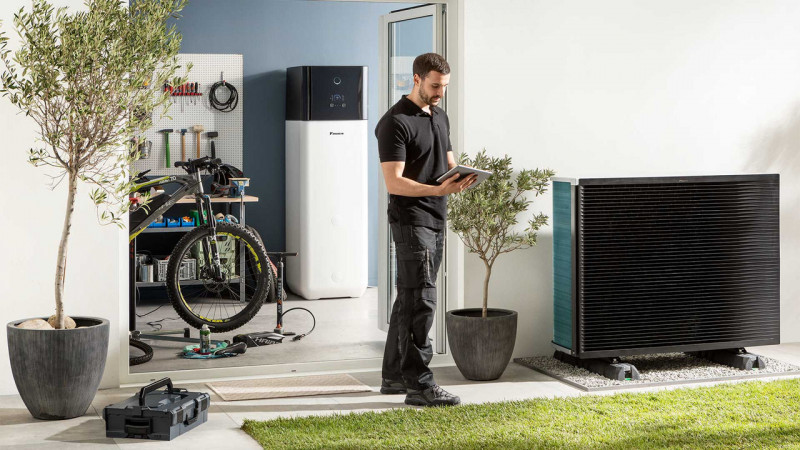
left=515, top=353, right=800, bottom=392
left=207, top=373, right=371, bottom=401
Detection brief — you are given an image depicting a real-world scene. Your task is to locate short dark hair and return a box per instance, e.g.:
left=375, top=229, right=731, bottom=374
left=413, top=53, right=450, bottom=79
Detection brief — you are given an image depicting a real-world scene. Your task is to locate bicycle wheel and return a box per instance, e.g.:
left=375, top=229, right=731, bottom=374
left=166, top=223, right=270, bottom=332
left=129, top=338, right=153, bottom=366
left=243, top=224, right=277, bottom=304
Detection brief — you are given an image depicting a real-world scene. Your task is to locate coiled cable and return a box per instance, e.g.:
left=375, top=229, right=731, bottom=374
left=209, top=80, right=238, bottom=112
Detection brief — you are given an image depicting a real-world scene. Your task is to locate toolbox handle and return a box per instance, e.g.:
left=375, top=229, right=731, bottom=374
left=138, top=377, right=174, bottom=406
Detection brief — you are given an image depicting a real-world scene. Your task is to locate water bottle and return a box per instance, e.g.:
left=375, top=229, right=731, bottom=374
left=200, top=324, right=211, bottom=353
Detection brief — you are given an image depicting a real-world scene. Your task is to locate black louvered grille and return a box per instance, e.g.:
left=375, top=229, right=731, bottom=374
left=577, top=177, right=780, bottom=355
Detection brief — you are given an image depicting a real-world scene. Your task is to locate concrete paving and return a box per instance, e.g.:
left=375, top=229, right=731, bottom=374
left=1, top=343, right=798, bottom=448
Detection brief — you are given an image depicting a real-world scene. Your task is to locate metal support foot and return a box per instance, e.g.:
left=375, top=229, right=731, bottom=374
left=689, top=348, right=766, bottom=370
left=554, top=351, right=641, bottom=381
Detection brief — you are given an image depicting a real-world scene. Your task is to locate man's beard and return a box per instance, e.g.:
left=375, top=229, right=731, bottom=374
left=419, top=89, right=441, bottom=107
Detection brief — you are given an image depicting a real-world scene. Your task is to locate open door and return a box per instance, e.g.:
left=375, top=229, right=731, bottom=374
left=377, top=4, right=448, bottom=354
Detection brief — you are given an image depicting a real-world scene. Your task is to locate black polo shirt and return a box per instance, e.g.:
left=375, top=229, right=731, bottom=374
left=376, top=95, right=452, bottom=230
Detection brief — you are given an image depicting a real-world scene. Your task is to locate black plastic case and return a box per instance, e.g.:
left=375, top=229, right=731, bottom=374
left=103, top=378, right=210, bottom=441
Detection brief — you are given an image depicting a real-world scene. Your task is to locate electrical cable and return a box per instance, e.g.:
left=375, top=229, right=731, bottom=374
left=209, top=80, right=238, bottom=112
left=277, top=307, right=316, bottom=341
left=136, top=303, right=165, bottom=318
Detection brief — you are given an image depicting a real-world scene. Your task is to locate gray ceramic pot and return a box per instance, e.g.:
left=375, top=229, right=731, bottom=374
left=446, top=308, right=518, bottom=381
left=7, top=317, right=109, bottom=420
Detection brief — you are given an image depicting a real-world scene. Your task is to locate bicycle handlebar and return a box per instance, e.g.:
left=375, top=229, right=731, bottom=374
left=174, top=157, right=222, bottom=173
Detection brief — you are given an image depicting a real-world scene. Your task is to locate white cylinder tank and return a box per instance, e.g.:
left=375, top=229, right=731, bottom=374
left=285, top=66, right=368, bottom=299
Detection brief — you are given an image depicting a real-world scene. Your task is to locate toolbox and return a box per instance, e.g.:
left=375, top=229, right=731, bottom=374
left=103, top=378, right=210, bottom=441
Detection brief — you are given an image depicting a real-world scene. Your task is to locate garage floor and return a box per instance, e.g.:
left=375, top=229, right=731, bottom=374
left=130, top=287, right=386, bottom=373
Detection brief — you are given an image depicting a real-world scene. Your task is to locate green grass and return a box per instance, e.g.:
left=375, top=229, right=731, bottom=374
left=241, top=378, right=800, bottom=449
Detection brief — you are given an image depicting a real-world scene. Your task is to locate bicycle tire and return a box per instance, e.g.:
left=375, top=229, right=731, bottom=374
left=166, top=223, right=271, bottom=332
left=129, top=338, right=153, bottom=366
left=244, top=224, right=277, bottom=304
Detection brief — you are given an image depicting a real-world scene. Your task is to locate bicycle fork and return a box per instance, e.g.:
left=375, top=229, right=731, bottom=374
left=196, top=194, right=225, bottom=281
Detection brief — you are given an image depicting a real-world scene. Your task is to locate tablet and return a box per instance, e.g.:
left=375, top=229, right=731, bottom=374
left=435, top=165, right=493, bottom=186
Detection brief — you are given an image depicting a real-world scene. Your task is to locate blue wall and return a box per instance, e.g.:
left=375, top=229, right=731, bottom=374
left=171, top=0, right=420, bottom=286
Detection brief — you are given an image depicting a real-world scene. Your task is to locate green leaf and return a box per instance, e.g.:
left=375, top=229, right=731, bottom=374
left=447, top=149, right=555, bottom=308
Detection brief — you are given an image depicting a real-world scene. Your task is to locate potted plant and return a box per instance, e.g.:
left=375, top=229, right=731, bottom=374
left=1, top=0, right=187, bottom=419
left=446, top=150, right=554, bottom=381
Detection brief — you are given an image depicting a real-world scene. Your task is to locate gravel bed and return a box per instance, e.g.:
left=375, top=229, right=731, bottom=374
left=515, top=352, right=800, bottom=390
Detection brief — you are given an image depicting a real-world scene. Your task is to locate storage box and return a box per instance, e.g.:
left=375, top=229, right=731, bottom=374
left=103, top=378, right=210, bottom=441
left=156, top=258, right=196, bottom=282
left=180, top=217, right=195, bottom=227
left=165, top=218, right=181, bottom=228
left=147, top=219, right=166, bottom=228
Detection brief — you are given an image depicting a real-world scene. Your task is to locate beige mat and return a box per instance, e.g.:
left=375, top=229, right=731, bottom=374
left=207, top=373, right=372, bottom=401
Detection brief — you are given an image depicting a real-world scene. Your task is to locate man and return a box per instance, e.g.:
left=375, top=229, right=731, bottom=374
left=376, top=53, right=476, bottom=407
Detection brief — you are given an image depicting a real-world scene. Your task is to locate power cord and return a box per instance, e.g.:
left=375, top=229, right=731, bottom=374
left=209, top=80, right=238, bottom=112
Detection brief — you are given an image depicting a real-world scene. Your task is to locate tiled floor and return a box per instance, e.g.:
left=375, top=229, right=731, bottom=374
left=1, top=343, right=798, bottom=449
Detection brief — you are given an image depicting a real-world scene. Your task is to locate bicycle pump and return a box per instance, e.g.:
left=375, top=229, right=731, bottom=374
left=266, top=252, right=297, bottom=335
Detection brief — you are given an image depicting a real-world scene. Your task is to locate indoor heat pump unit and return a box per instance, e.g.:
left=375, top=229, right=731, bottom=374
left=552, top=174, right=780, bottom=361
left=285, top=66, right=368, bottom=299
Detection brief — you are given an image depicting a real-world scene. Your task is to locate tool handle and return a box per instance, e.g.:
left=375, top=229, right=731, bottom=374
left=165, top=137, right=171, bottom=168
left=138, top=377, right=173, bottom=406
left=196, top=133, right=201, bottom=158
left=181, top=134, right=186, bottom=160
left=211, top=140, right=216, bottom=158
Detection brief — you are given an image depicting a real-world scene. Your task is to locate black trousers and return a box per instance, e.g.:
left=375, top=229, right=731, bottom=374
left=382, top=223, right=444, bottom=391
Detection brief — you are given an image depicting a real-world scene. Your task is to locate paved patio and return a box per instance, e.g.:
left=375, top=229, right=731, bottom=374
left=1, top=343, right=798, bottom=449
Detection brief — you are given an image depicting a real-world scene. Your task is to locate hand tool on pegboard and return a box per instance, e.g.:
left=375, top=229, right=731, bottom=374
left=158, top=129, right=173, bottom=168
left=192, top=125, right=204, bottom=158
left=206, top=131, right=218, bottom=159
left=180, top=129, right=187, bottom=161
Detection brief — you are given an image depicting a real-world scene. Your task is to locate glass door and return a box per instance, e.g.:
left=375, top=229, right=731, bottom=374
left=378, top=4, right=448, bottom=354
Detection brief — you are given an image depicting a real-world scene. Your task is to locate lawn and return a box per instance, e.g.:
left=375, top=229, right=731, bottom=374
left=242, top=377, right=800, bottom=449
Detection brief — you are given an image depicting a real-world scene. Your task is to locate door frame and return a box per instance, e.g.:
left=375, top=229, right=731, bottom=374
left=377, top=4, right=455, bottom=356
left=119, top=0, right=463, bottom=386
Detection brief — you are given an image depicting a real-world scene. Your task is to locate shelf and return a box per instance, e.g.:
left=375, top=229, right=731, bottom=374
left=141, top=227, right=196, bottom=234
left=176, top=195, right=259, bottom=204
left=136, top=277, right=242, bottom=287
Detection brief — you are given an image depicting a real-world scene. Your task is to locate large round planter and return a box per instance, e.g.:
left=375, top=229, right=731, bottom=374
left=446, top=308, right=517, bottom=381
left=7, top=317, right=109, bottom=420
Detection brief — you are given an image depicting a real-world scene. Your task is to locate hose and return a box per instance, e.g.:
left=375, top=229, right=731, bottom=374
left=209, top=80, right=238, bottom=112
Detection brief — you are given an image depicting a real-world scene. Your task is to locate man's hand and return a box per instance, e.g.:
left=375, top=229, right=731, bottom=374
left=438, top=173, right=477, bottom=195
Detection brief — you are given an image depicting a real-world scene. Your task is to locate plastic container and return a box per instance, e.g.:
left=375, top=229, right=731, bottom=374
left=103, top=378, right=209, bottom=441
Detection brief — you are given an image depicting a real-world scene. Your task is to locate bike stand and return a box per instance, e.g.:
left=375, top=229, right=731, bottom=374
left=554, top=350, right=641, bottom=381
left=132, top=328, right=225, bottom=346
left=689, top=348, right=766, bottom=370
left=267, top=252, right=298, bottom=336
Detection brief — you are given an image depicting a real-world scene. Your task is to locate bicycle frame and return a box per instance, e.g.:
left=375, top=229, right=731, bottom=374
left=129, top=168, right=225, bottom=280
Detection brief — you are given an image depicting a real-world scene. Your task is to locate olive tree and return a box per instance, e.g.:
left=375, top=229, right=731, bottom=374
left=0, top=0, right=188, bottom=328
left=447, top=150, right=555, bottom=318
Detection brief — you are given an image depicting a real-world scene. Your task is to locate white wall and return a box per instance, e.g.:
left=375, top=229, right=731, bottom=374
left=0, top=0, right=126, bottom=396
left=461, top=0, right=800, bottom=358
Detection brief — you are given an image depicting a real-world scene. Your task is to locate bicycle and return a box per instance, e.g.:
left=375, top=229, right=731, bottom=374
left=129, top=156, right=273, bottom=332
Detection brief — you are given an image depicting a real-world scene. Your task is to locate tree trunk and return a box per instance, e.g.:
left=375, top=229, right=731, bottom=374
left=482, top=260, right=492, bottom=318
left=54, top=170, right=78, bottom=330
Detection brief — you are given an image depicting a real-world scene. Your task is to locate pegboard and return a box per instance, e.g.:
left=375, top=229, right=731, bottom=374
left=132, top=53, right=243, bottom=176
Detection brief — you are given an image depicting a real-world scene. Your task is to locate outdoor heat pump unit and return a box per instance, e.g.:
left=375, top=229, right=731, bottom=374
left=552, top=174, right=780, bottom=379
left=285, top=66, right=368, bottom=299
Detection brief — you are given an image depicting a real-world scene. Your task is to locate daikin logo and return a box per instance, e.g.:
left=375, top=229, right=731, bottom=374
left=330, top=132, right=344, bottom=135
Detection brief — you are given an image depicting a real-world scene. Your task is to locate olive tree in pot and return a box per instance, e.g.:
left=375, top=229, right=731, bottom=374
left=1, top=0, right=187, bottom=419
left=446, top=150, right=554, bottom=381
